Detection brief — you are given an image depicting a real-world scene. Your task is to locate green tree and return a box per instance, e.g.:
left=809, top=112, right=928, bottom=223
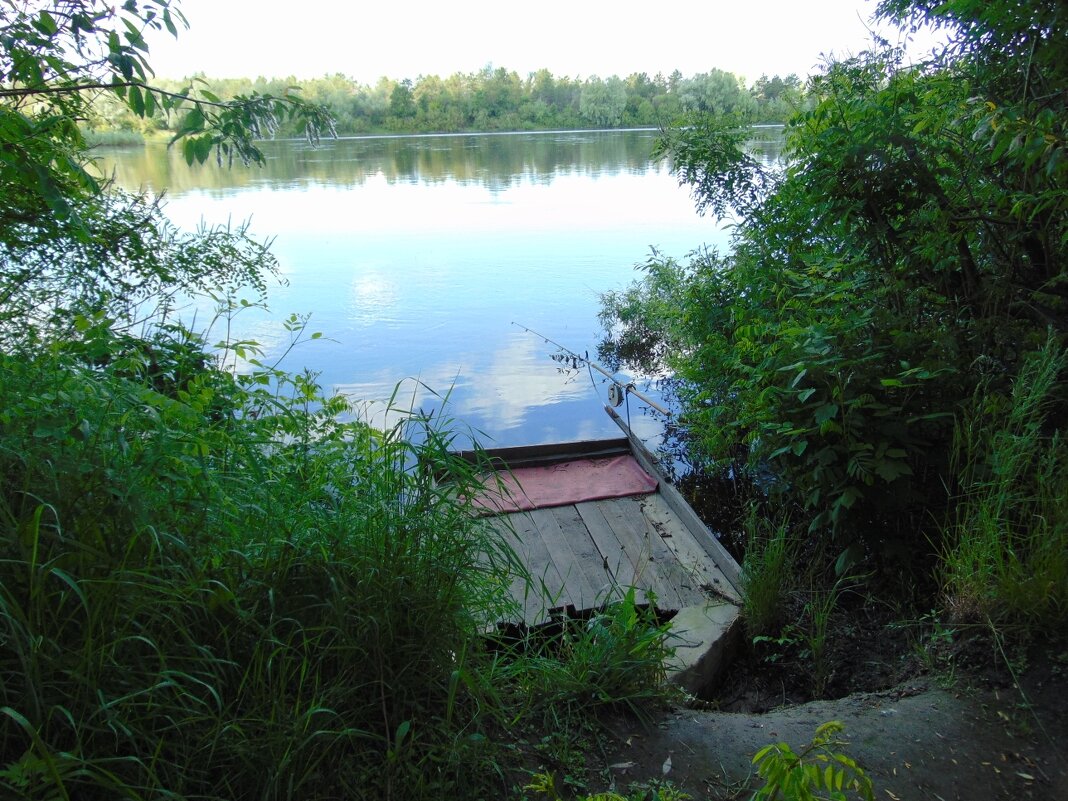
left=0, top=1, right=329, bottom=338
left=579, top=75, right=627, bottom=127
left=752, top=73, right=804, bottom=122
left=600, top=1, right=1067, bottom=553
left=389, top=77, right=416, bottom=119
left=0, top=5, right=527, bottom=799
left=677, top=69, right=755, bottom=116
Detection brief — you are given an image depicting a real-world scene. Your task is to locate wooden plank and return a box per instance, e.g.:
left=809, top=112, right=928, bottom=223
left=637, top=493, right=740, bottom=606
left=503, top=511, right=573, bottom=613
left=455, top=438, right=631, bottom=470
left=575, top=500, right=648, bottom=605
left=549, top=504, right=619, bottom=606
left=595, top=497, right=685, bottom=609
left=631, top=496, right=706, bottom=607
left=528, top=507, right=601, bottom=610
left=605, top=406, right=742, bottom=593
left=624, top=495, right=708, bottom=608
left=486, top=516, right=551, bottom=624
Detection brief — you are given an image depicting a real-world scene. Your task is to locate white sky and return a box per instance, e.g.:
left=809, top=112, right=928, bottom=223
left=145, top=0, right=938, bottom=84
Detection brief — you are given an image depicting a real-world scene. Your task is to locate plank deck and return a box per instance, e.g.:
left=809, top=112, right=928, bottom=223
left=488, top=491, right=738, bottom=625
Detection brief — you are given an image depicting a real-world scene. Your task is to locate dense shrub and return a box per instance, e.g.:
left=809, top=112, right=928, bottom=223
left=600, top=4, right=1067, bottom=561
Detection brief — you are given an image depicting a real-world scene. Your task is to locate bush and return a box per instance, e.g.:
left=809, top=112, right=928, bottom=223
left=0, top=334, right=519, bottom=799
left=601, top=30, right=1067, bottom=557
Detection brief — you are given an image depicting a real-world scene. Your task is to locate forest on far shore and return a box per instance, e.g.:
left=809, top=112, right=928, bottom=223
left=85, top=66, right=802, bottom=140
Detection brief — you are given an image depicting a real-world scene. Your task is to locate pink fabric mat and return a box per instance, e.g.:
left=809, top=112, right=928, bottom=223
left=471, top=454, right=658, bottom=515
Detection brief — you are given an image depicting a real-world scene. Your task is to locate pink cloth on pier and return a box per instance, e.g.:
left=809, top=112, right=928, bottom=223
left=472, top=454, right=658, bottom=514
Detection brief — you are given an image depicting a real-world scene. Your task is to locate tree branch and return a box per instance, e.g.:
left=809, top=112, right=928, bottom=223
left=0, top=80, right=230, bottom=109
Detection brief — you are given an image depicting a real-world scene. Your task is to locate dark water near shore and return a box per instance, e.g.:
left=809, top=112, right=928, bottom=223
left=99, top=128, right=782, bottom=447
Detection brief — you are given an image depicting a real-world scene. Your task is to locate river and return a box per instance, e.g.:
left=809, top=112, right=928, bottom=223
left=97, top=128, right=781, bottom=448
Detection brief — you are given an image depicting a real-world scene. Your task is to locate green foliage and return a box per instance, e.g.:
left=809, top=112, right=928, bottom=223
left=0, top=4, right=687, bottom=798
left=579, top=75, right=628, bottom=128
left=600, top=4, right=1068, bottom=550
left=0, top=327, right=522, bottom=798
left=752, top=721, right=874, bottom=801
left=495, top=587, right=676, bottom=726
left=748, top=540, right=861, bottom=697
left=525, top=770, right=690, bottom=801
left=84, top=66, right=803, bottom=137
left=942, top=334, right=1068, bottom=627
left=0, top=1, right=332, bottom=344
left=798, top=575, right=864, bottom=698
left=741, top=512, right=794, bottom=640
left=0, top=1, right=332, bottom=210
left=676, top=70, right=756, bottom=118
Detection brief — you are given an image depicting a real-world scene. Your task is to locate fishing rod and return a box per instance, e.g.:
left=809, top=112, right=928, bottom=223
left=511, top=321, right=671, bottom=417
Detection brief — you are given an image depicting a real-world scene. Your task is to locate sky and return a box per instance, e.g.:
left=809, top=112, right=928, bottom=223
left=144, top=0, right=938, bottom=84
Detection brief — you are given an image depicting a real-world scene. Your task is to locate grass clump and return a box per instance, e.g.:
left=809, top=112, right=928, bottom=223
left=495, top=587, right=675, bottom=724
left=0, top=322, right=680, bottom=800
left=0, top=330, right=524, bottom=800
left=740, top=512, right=794, bottom=640
left=942, top=334, right=1068, bottom=629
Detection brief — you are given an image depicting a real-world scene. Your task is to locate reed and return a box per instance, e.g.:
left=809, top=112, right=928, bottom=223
left=739, top=511, right=794, bottom=640
left=0, top=327, right=675, bottom=799
left=0, top=343, right=518, bottom=799
left=941, top=334, right=1068, bottom=628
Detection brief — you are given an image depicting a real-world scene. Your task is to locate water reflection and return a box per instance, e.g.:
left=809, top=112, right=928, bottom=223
left=100, top=129, right=782, bottom=447
left=95, top=129, right=690, bottom=196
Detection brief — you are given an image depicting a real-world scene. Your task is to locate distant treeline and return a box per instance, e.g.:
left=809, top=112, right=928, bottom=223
left=86, top=67, right=803, bottom=139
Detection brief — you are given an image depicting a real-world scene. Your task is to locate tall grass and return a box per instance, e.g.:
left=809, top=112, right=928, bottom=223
left=490, top=587, right=675, bottom=727
left=739, top=511, right=794, bottom=639
left=0, top=340, right=521, bottom=799
left=942, top=334, right=1068, bottom=628
left=0, top=324, right=678, bottom=799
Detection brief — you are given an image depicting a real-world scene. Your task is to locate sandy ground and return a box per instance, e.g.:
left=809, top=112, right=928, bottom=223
left=602, top=676, right=1068, bottom=800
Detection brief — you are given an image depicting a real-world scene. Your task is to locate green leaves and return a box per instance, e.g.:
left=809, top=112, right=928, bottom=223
left=163, top=91, right=335, bottom=167
left=601, top=16, right=1068, bottom=549
left=655, top=112, right=775, bottom=219
left=752, top=721, right=875, bottom=801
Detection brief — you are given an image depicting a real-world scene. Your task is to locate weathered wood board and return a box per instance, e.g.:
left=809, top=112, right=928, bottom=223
left=486, top=491, right=738, bottom=625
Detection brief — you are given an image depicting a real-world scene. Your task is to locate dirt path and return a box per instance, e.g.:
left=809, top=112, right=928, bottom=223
left=602, top=677, right=1068, bottom=800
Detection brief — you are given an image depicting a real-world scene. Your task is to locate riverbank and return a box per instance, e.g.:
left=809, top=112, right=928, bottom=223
left=604, top=657, right=1068, bottom=801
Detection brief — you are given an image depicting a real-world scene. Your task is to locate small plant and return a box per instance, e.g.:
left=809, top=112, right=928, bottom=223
left=499, top=587, right=676, bottom=724
left=752, top=721, right=874, bottom=801
left=525, top=771, right=691, bottom=801
left=740, top=510, right=795, bottom=640
left=801, top=574, right=860, bottom=697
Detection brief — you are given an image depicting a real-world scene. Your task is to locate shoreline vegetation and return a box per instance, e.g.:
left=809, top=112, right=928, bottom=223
left=4, top=0, right=1067, bottom=799
left=81, top=66, right=803, bottom=144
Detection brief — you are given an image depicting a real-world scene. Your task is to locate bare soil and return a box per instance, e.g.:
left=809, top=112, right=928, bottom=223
left=600, top=645, right=1068, bottom=800
left=581, top=463, right=1068, bottom=800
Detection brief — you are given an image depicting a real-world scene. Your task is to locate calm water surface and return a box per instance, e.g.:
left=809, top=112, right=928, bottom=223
left=100, top=129, right=780, bottom=448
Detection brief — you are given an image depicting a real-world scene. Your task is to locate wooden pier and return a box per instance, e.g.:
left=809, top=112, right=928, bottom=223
left=466, top=409, right=744, bottom=693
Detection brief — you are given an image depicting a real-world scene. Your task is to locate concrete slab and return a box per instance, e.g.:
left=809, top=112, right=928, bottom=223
left=666, top=601, right=743, bottom=696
